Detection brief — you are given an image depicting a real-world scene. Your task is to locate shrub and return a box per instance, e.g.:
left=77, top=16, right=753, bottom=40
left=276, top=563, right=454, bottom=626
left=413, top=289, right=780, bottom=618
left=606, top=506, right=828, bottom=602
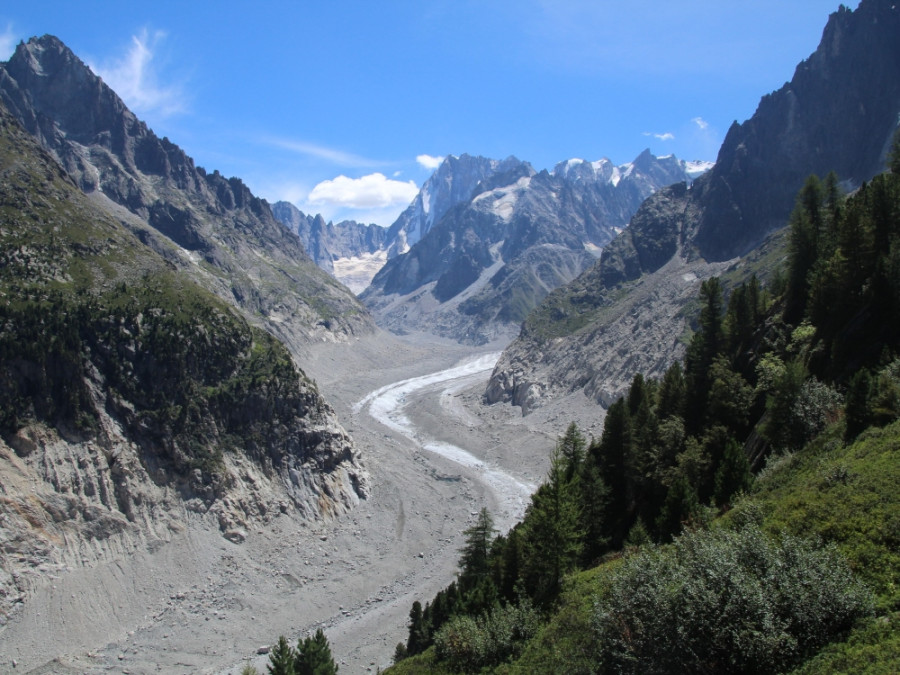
left=592, top=524, right=872, bottom=674
left=433, top=600, right=541, bottom=673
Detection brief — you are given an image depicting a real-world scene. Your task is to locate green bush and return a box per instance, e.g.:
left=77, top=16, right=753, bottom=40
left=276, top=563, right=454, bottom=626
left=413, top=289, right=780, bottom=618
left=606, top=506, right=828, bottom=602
left=592, top=524, right=872, bottom=674
left=433, top=600, right=541, bottom=673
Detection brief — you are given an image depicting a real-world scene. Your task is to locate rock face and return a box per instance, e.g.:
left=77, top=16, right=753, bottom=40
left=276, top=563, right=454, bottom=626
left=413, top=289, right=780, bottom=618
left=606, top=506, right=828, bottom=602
left=271, top=201, right=387, bottom=275
left=0, top=35, right=374, bottom=353
left=385, top=154, right=527, bottom=257
left=487, top=0, right=900, bottom=412
left=361, top=151, right=705, bottom=344
left=0, top=102, right=368, bottom=627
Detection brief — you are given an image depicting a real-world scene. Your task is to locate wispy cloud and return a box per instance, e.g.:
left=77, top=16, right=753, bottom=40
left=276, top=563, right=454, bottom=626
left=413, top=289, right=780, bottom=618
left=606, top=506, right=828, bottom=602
left=263, top=137, right=385, bottom=169
left=416, top=154, right=444, bottom=170
left=91, top=29, right=187, bottom=118
left=307, top=173, right=418, bottom=210
left=0, top=23, right=17, bottom=60
left=692, top=117, right=709, bottom=130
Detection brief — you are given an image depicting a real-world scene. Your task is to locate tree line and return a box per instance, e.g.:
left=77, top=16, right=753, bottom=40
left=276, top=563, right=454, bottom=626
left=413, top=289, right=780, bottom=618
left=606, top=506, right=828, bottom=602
left=394, top=141, right=900, bottom=672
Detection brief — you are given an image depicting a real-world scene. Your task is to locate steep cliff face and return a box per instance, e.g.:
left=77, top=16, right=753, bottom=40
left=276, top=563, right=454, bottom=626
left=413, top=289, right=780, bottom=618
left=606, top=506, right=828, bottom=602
left=0, top=103, right=367, bottom=626
left=362, top=151, right=703, bottom=343
left=0, top=35, right=374, bottom=353
left=385, top=154, right=526, bottom=257
left=487, top=0, right=900, bottom=412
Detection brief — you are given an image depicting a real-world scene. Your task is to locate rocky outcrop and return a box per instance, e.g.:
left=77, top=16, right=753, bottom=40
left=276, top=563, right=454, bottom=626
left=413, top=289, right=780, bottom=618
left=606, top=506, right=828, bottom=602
left=0, top=35, right=374, bottom=353
left=487, top=0, right=900, bottom=412
left=362, top=151, right=705, bottom=344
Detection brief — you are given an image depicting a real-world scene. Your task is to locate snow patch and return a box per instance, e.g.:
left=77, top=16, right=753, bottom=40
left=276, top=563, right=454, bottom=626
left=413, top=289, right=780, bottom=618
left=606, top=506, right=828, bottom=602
left=684, top=160, right=715, bottom=180
left=333, top=250, right=389, bottom=294
left=471, top=175, right=531, bottom=222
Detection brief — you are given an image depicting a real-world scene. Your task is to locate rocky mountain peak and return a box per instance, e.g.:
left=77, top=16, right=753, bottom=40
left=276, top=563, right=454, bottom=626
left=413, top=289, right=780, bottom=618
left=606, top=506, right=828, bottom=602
left=1, top=34, right=374, bottom=349
left=692, top=0, right=900, bottom=261
left=385, top=153, right=531, bottom=257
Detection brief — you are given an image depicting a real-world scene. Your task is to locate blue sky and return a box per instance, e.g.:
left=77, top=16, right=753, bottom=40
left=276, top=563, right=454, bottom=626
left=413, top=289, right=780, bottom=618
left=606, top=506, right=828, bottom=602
left=1, top=1, right=848, bottom=226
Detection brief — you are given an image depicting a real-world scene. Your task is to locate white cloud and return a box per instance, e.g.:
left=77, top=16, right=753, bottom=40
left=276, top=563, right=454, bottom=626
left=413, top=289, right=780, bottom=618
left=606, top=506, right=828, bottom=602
left=416, top=154, right=444, bottom=170
left=0, top=23, right=17, bottom=60
left=692, top=117, right=709, bottom=130
left=92, top=29, right=186, bottom=118
left=644, top=131, right=675, bottom=141
left=307, top=173, right=418, bottom=210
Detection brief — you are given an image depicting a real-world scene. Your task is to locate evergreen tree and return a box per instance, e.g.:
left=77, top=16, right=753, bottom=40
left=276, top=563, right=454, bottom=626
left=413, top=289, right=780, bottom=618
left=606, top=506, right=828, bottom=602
left=406, top=600, right=429, bottom=655
left=784, top=175, right=824, bottom=324
left=458, top=507, right=496, bottom=590
left=578, top=452, right=611, bottom=565
left=685, top=277, right=725, bottom=432
left=713, top=437, right=751, bottom=507
left=295, top=629, right=338, bottom=675
left=557, top=422, right=587, bottom=481
left=267, top=636, right=296, bottom=675
left=655, top=473, right=700, bottom=542
left=592, top=398, right=631, bottom=549
left=521, top=445, right=584, bottom=606
left=657, top=360, right=686, bottom=422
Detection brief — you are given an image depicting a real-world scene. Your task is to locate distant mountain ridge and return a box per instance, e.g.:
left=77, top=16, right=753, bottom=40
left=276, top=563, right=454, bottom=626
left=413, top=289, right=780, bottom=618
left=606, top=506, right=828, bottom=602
left=271, top=201, right=388, bottom=292
left=0, top=35, right=374, bottom=353
left=360, top=149, right=707, bottom=343
left=487, top=0, right=900, bottom=412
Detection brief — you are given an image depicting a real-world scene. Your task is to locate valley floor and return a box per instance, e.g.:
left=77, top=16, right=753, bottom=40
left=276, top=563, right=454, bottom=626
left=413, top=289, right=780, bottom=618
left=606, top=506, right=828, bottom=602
left=2, top=330, right=606, bottom=675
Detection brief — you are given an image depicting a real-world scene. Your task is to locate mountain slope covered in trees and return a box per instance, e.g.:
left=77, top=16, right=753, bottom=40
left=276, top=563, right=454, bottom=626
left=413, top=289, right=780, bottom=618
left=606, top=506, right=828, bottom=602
left=387, top=155, right=900, bottom=673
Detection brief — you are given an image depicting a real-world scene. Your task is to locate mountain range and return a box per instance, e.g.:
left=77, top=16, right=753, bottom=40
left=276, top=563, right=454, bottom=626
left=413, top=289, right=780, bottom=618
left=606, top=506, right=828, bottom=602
left=359, top=150, right=709, bottom=343
left=486, top=0, right=900, bottom=412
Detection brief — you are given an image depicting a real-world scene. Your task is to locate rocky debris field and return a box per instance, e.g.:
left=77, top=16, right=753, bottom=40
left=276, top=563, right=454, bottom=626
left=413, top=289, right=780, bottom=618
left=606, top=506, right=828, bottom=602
left=2, top=330, right=606, bottom=674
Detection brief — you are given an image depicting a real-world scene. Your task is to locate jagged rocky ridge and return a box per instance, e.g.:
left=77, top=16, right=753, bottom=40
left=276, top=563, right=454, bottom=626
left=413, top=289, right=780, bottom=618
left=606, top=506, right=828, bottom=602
left=487, top=0, right=900, bottom=412
left=0, top=102, right=368, bottom=626
left=361, top=151, right=706, bottom=344
left=271, top=202, right=387, bottom=274
left=0, top=35, right=374, bottom=354
left=271, top=201, right=388, bottom=293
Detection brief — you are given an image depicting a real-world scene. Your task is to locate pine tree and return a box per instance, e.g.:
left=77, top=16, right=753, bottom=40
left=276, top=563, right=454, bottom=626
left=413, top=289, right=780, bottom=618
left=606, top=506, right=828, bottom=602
left=557, top=422, right=587, bottom=482
left=657, top=360, right=686, bottom=422
left=685, top=277, right=725, bottom=433
left=458, top=507, right=495, bottom=590
left=593, top=397, right=631, bottom=549
left=784, top=175, right=824, bottom=324
left=267, top=635, right=296, bottom=675
left=406, top=600, right=429, bottom=655
left=520, top=445, right=584, bottom=606
left=713, top=437, right=751, bottom=507
left=295, top=628, right=338, bottom=675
